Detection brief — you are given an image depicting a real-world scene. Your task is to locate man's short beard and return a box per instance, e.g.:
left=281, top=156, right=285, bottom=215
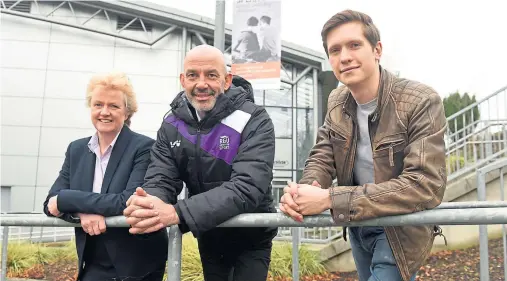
left=187, top=82, right=226, bottom=113
left=190, top=98, right=215, bottom=113
left=187, top=88, right=215, bottom=113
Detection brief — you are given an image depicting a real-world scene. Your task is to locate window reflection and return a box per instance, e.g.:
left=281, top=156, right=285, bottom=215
left=297, top=75, right=314, bottom=108
left=296, top=107, right=314, bottom=169
left=265, top=83, right=292, bottom=107
left=266, top=107, right=292, bottom=138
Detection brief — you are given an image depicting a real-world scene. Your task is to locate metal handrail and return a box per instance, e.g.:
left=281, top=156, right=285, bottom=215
left=446, top=85, right=507, bottom=120
left=3, top=204, right=507, bottom=281
left=444, top=85, right=507, bottom=179
left=3, top=202, right=507, bottom=227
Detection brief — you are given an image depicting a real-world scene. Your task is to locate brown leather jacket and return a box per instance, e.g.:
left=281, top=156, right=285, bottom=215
left=300, top=67, right=447, bottom=280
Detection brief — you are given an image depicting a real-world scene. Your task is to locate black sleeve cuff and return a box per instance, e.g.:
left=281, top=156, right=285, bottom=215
left=174, top=203, right=190, bottom=234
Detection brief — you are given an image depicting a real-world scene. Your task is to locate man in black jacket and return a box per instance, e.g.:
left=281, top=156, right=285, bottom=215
left=124, top=45, right=278, bottom=281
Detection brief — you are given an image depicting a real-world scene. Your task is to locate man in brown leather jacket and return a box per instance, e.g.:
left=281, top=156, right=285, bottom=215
left=279, top=9, right=447, bottom=281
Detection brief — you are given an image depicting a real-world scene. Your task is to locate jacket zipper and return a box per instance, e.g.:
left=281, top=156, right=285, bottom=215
left=389, top=143, right=395, bottom=167
left=377, top=139, right=404, bottom=167
left=345, top=118, right=358, bottom=186
left=196, top=125, right=204, bottom=193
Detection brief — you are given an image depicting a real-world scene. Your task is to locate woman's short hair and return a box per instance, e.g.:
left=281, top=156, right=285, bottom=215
left=86, top=72, right=138, bottom=126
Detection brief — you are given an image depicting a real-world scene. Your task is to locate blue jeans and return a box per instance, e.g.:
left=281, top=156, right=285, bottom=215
left=348, top=226, right=417, bottom=281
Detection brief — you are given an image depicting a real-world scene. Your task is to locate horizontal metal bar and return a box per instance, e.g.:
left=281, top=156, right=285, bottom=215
left=0, top=9, right=152, bottom=45
left=75, top=1, right=173, bottom=28
left=437, top=201, right=507, bottom=209
left=2, top=207, right=507, bottom=227
left=220, top=207, right=507, bottom=227
left=292, top=201, right=507, bottom=215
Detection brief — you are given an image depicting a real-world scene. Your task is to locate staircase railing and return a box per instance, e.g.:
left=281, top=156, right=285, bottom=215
left=445, top=85, right=507, bottom=181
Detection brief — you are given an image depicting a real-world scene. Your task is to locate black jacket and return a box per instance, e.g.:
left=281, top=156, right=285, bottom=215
left=43, top=126, right=168, bottom=279
left=143, top=76, right=277, bottom=239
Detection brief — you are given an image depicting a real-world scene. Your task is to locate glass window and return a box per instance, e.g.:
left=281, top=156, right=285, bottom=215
left=266, top=107, right=292, bottom=138
left=265, top=82, right=292, bottom=107
left=296, top=74, right=314, bottom=108
left=296, top=108, right=314, bottom=169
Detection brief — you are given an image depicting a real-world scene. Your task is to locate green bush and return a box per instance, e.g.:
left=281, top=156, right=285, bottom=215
left=269, top=241, right=326, bottom=278
left=446, top=155, right=466, bottom=173
left=172, top=235, right=326, bottom=280
left=5, top=235, right=326, bottom=280
left=3, top=241, right=54, bottom=274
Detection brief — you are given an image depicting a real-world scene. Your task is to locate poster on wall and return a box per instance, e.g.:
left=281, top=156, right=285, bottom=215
left=231, top=0, right=281, bottom=90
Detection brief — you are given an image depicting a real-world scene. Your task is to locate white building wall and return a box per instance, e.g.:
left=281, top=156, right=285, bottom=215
left=0, top=3, right=184, bottom=212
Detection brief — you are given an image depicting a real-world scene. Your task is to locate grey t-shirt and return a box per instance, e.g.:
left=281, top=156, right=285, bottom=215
left=353, top=98, right=377, bottom=186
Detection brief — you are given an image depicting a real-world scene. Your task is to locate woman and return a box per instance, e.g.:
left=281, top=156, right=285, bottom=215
left=43, top=72, right=168, bottom=281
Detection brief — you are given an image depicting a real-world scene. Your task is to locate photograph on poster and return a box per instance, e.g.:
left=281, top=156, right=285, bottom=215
left=231, top=0, right=281, bottom=64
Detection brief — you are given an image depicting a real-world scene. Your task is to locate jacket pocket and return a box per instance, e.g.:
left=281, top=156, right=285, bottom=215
left=329, top=129, right=350, bottom=182
left=373, top=137, right=406, bottom=181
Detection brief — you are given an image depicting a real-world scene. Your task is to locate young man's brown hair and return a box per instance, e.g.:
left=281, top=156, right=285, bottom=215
left=321, top=9, right=381, bottom=55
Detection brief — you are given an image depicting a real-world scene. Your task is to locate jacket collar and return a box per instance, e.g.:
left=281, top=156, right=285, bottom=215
left=343, top=65, right=393, bottom=122
left=169, top=76, right=254, bottom=130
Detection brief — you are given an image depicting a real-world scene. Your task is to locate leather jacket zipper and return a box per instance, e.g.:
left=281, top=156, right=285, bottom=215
left=389, top=143, right=395, bottom=167
left=377, top=139, right=404, bottom=167
left=346, top=121, right=358, bottom=186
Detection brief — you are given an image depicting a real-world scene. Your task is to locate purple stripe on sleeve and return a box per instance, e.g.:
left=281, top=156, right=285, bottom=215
left=164, top=115, right=197, bottom=144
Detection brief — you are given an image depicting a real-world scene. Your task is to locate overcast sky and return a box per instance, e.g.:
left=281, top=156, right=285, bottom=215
left=146, top=0, right=506, bottom=101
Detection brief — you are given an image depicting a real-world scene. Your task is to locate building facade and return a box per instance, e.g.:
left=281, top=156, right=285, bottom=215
left=0, top=0, right=331, bottom=213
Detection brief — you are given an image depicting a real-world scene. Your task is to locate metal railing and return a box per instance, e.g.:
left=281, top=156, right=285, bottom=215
left=446, top=85, right=507, bottom=181
left=271, top=186, right=342, bottom=244
left=3, top=201, right=507, bottom=281
left=477, top=158, right=507, bottom=281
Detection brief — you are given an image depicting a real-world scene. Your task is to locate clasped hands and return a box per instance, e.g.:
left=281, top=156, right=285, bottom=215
left=279, top=180, right=332, bottom=222
left=123, top=187, right=180, bottom=234
left=47, top=196, right=106, bottom=236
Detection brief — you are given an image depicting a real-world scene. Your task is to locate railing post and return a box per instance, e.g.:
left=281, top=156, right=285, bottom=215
left=477, top=170, right=490, bottom=281
left=167, top=225, right=182, bottom=281
left=291, top=227, right=300, bottom=281
left=1, top=226, right=9, bottom=281
left=486, top=120, right=493, bottom=158
left=503, top=125, right=507, bottom=157
left=499, top=167, right=506, bottom=281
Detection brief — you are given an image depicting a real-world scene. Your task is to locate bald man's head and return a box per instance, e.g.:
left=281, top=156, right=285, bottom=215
left=184, top=45, right=228, bottom=74
left=180, top=45, right=233, bottom=114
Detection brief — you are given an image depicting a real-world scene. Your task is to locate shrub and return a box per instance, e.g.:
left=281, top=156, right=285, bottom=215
left=446, top=155, right=466, bottom=173
left=5, top=234, right=326, bottom=280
